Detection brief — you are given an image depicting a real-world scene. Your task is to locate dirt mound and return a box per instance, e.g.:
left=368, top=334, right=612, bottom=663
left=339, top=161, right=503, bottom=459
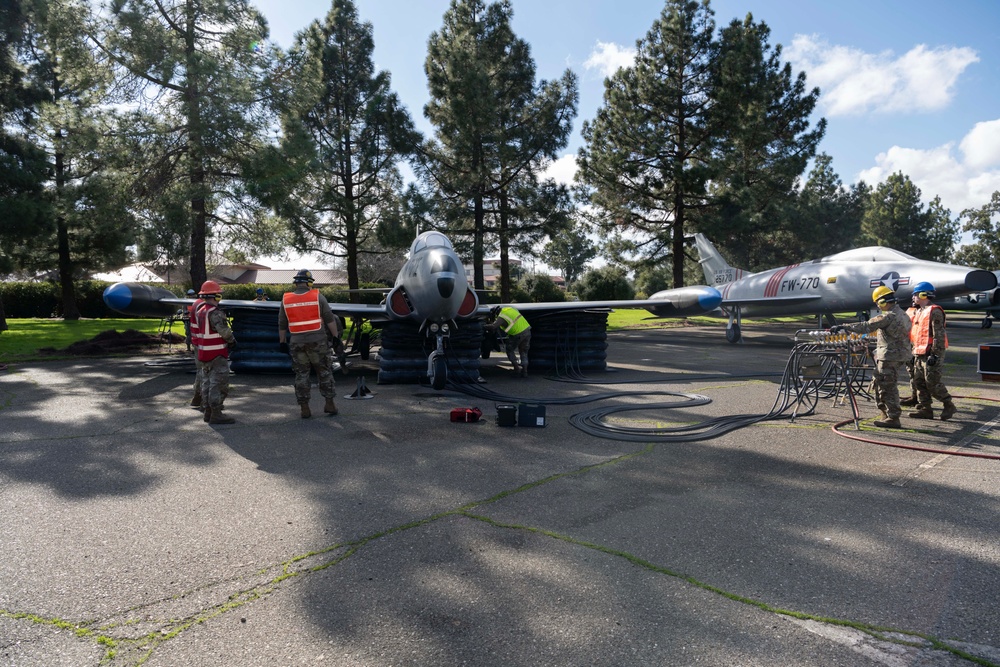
left=39, top=329, right=185, bottom=356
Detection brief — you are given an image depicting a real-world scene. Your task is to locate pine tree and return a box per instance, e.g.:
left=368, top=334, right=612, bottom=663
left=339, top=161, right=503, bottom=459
left=577, top=0, right=717, bottom=289
left=99, top=0, right=276, bottom=288
left=701, top=13, right=825, bottom=270
left=17, top=0, right=136, bottom=319
left=421, top=0, right=577, bottom=294
left=0, top=0, right=49, bottom=331
left=786, top=154, right=863, bottom=261
left=953, top=191, right=1000, bottom=269
left=541, top=222, right=596, bottom=288
left=254, top=0, right=419, bottom=296
left=861, top=172, right=958, bottom=261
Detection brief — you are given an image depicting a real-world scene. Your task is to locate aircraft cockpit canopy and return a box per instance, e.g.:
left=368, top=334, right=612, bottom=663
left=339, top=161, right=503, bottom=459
left=411, top=231, right=453, bottom=254
left=819, top=246, right=918, bottom=263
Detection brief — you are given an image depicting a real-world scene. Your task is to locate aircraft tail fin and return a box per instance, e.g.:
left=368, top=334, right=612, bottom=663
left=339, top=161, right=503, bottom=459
left=692, top=234, right=746, bottom=286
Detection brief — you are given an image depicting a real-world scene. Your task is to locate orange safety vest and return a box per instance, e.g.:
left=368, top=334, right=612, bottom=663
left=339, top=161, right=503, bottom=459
left=196, top=303, right=230, bottom=362
left=282, top=289, right=323, bottom=334
left=910, top=304, right=948, bottom=355
left=188, top=298, right=205, bottom=349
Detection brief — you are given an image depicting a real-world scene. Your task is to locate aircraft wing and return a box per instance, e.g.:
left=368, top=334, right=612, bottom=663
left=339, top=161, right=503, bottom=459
left=102, top=284, right=398, bottom=321
left=482, top=285, right=723, bottom=319
left=719, top=294, right=824, bottom=307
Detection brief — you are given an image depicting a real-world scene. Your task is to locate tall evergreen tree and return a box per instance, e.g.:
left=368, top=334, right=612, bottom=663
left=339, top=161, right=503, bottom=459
left=421, top=0, right=577, bottom=294
left=254, top=0, right=419, bottom=296
left=17, top=0, right=135, bottom=319
left=0, top=0, right=49, bottom=330
left=541, top=221, right=596, bottom=288
left=577, top=0, right=717, bottom=289
left=700, top=13, right=825, bottom=270
left=953, top=190, right=1000, bottom=269
left=785, top=154, right=864, bottom=260
left=99, top=0, right=276, bottom=288
left=861, top=172, right=958, bottom=261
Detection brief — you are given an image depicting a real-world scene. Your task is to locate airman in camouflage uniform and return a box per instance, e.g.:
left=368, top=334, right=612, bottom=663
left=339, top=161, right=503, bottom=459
left=194, top=283, right=237, bottom=424
left=278, top=270, right=342, bottom=418
left=908, top=282, right=956, bottom=421
left=832, top=286, right=911, bottom=428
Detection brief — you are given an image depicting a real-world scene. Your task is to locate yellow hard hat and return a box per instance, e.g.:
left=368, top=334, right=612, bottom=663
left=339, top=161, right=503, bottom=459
left=872, top=285, right=895, bottom=304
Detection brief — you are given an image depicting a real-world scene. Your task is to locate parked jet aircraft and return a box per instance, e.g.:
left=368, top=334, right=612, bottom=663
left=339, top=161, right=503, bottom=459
left=692, top=233, right=998, bottom=343
left=936, top=270, right=1000, bottom=328
left=105, top=231, right=722, bottom=388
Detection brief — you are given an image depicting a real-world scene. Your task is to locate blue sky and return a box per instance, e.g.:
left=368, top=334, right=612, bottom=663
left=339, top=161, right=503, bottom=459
left=253, top=0, right=1000, bottom=266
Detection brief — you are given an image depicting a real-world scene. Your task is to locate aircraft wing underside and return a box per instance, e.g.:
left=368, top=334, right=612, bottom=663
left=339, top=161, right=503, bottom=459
left=720, top=294, right=823, bottom=307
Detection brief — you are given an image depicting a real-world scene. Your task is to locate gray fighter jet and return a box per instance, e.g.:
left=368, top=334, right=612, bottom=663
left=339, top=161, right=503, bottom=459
left=692, top=233, right=998, bottom=343
left=105, top=231, right=722, bottom=388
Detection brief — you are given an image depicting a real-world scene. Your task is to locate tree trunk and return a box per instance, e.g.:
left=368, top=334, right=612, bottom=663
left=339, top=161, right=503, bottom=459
left=0, top=295, right=8, bottom=332
left=672, top=196, right=685, bottom=289
left=473, top=192, right=485, bottom=291
left=498, top=190, right=511, bottom=302
left=54, top=130, right=80, bottom=320
left=186, top=0, right=207, bottom=291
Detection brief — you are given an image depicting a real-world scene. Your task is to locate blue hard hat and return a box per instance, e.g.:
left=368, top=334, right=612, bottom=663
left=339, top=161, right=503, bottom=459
left=256, top=287, right=264, bottom=294
left=912, top=281, right=935, bottom=298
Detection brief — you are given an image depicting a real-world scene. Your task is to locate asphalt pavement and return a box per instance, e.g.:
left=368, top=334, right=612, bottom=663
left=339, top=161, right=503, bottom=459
left=2, top=317, right=1000, bottom=667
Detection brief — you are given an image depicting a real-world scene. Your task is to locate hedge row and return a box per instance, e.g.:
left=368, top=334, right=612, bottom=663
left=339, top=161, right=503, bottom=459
left=0, top=281, right=387, bottom=318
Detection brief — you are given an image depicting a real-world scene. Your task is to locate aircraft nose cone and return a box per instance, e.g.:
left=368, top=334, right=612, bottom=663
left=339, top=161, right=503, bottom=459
left=103, top=282, right=133, bottom=312
left=437, top=276, right=455, bottom=299
left=699, top=288, right=722, bottom=311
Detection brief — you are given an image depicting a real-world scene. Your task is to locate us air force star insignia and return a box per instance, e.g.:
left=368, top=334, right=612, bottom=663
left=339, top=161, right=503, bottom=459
left=870, top=271, right=909, bottom=291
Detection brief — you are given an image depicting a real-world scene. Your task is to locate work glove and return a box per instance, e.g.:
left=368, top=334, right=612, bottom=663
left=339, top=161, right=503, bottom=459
left=829, top=325, right=845, bottom=334
left=279, top=342, right=290, bottom=355
left=927, top=354, right=939, bottom=367
left=228, top=339, right=237, bottom=350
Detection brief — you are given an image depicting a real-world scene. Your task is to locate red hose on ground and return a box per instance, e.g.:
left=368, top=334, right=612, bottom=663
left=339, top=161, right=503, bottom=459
left=831, top=394, right=1000, bottom=460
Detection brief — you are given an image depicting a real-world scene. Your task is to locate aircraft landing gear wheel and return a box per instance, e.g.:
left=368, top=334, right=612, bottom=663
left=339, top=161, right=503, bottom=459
left=431, top=355, right=447, bottom=390
left=359, top=332, right=371, bottom=360
left=983, top=317, right=993, bottom=329
left=726, top=323, right=742, bottom=344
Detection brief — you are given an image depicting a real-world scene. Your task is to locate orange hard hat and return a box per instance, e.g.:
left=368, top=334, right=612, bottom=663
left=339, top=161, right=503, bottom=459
left=198, top=280, right=222, bottom=296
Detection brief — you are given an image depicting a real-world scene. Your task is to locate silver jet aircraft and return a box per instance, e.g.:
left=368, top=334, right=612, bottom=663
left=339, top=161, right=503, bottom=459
left=105, top=231, right=722, bottom=388
left=692, top=233, right=998, bottom=343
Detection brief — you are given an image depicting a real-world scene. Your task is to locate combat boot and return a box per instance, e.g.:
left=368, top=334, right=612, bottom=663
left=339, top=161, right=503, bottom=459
left=324, top=397, right=338, bottom=415
left=899, top=395, right=917, bottom=407
left=940, top=399, right=957, bottom=421
left=908, top=408, right=934, bottom=420
left=873, top=416, right=902, bottom=429
left=203, top=405, right=212, bottom=422
left=208, top=406, right=235, bottom=424
left=190, top=393, right=202, bottom=408
left=300, top=403, right=311, bottom=419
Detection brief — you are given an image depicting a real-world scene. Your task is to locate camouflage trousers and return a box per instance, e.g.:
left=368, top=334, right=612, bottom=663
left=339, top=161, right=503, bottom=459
left=913, top=354, right=951, bottom=408
left=199, top=356, right=230, bottom=408
left=903, top=357, right=917, bottom=398
left=873, top=359, right=903, bottom=419
left=290, top=341, right=335, bottom=404
left=503, top=329, right=531, bottom=370
left=192, top=358, right=204, bottom=401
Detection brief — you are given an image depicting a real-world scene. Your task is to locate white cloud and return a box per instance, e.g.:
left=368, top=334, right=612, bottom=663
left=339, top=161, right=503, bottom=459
left=857, top=120, right=1000, bottom=213
left=960, top=119, right=1000, bottom=171
left=542, top=154, right=578, bottom=186
left=583, top=41, right=636, bottom=78
left=786, top=35, right=978, bottom=116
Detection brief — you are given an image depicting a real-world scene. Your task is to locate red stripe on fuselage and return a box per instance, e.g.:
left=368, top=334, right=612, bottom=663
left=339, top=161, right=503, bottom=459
left=764, top=264, right=798, bottom=297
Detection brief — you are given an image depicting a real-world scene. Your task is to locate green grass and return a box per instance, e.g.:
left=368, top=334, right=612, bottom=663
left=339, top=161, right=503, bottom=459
left=0, top=318, right=175, bottom=362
